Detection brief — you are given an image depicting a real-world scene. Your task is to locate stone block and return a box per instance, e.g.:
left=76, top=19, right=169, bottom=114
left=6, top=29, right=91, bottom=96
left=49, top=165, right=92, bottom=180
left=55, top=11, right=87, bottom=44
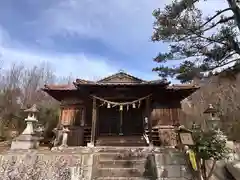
left=180, top=165, right=192, bottom=179
left=82, top=154, right=93, bottom=166
left=94, top=168, right=144, bottom=178
left=157, top=165, right=182, bottom=178
left=11, top=134, right=39, bottom=150
left=154, top=153, right=186, bottom=166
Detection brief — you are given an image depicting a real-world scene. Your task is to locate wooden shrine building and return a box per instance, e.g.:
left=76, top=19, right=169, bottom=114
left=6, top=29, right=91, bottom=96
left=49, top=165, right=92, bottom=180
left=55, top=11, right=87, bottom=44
left=42, top=72, right=199, bottom=147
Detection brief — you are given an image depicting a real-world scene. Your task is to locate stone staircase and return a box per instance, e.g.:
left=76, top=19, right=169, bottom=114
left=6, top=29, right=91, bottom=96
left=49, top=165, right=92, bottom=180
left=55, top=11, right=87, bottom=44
left=92, top=147, right=156, bottom=180
left=96, top=136, right=147, bottom=147
left=91, top=147, right=193, bottom=180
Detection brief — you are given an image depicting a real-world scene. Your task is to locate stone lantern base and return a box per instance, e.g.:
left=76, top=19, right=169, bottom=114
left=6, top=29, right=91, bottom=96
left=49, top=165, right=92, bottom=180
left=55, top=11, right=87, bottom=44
left=11, top=134, right=39, bottom=150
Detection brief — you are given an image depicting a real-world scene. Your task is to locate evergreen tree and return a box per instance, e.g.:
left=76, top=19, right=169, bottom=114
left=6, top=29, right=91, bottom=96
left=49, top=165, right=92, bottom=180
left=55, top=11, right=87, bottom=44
left=152, top=0, right=240, bottom=83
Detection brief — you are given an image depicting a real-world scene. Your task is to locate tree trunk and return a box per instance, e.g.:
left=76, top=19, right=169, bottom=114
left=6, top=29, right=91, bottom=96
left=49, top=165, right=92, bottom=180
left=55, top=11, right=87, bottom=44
left=227, top=0, right=240, bottom=31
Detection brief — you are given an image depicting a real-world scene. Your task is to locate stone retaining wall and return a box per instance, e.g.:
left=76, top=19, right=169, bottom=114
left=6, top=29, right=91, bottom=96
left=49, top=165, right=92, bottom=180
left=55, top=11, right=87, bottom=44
left=0, top=149, right=93, bottom=180
left=0, top=147, right=191, bottom=180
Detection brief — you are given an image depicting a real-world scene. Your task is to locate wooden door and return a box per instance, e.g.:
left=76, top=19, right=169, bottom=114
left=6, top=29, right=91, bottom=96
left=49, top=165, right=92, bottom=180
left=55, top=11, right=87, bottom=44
left=122, top=108, right=143, bottom=136
left=98, top=107, right=120, bottom=135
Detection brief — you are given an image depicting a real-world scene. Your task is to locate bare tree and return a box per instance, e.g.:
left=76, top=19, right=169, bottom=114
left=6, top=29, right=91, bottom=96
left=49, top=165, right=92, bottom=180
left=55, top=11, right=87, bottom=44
left=0, top=63, right=24, bottom=137
left=182, top=74, right=240, bottom=140
left=19, top=62, right=56, bottom=106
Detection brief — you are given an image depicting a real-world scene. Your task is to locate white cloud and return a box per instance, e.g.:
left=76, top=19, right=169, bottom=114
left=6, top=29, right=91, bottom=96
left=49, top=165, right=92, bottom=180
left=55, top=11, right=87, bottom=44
left=0, top=46, right=160, bottom=81
left=0, top=24, right=117, bottom=79
left=0, top=46, right=118, bottom=80
left=30, top=0, right=163, bottom=55
left=0, top=25, right=158, bottom=81
left=0, top=1, right=164, bottom=81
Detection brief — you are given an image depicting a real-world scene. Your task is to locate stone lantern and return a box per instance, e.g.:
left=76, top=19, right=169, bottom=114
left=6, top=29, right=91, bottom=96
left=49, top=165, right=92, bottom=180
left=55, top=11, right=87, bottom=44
left=11, top=104, right=40, bottom=150
left=22, top=104, right=39, bottom=135
left=203, top=104, right=220, bottom=130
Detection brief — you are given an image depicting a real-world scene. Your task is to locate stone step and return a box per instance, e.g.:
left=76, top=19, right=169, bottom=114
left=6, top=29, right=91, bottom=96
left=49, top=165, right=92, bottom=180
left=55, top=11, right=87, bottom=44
left=96, top=136, right=147, bottom=147
left=98, top=160, right=146, bottom=168
left=96, top=141, right=147, bottom=146
left=96, top=143, right=146, bottom=146
left=97, top=153, right=147, bottom=161
left=93, top=167, right=147, bottom=178
left=95, top=177, right=150, bottom=180
left=95, top=147, right=150, bottom=153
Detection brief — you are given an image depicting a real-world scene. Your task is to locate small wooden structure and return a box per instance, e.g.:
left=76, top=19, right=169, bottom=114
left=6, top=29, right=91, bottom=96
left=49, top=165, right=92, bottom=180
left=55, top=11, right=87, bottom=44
left=42, top=71, right=199, bottom=146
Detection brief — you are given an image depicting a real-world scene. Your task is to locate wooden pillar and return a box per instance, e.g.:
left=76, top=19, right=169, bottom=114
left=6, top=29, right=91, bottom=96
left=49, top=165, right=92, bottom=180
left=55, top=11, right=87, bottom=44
left=90, top=97, right=97, bottom=146
left=146, top=96, right=152, bottom=145
left=119, top=110, right=123, bottom=135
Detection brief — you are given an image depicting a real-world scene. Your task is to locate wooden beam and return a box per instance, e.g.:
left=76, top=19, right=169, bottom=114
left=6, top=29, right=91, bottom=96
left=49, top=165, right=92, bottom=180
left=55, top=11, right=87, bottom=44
left=90, top=97, right=97, bottom=145
left=146, top=96, right=152, bottom=145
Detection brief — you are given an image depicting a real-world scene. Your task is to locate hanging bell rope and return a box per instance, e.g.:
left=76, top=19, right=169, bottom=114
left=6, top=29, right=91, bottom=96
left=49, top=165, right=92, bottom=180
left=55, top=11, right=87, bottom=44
left=91, top=94, right=152, bottom=107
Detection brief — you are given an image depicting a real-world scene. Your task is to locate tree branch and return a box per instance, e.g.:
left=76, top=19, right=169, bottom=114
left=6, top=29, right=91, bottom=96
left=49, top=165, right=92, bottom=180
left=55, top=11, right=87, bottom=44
left=180, top=22, right=229, bottom=46
left=202, top=16, right=234, bottom=32
left=210, top=58, right=239, bottom=71
left=200, top=8, right=232, bottom=29
left=217, top=52, right=237, bottom=65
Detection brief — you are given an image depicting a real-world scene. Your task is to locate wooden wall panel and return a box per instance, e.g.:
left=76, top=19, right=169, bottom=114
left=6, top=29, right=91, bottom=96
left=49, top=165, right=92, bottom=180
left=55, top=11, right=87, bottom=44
left=67, top=126, right=84, bottom=146
left=171, top=108, right=180, bottom=125
left=150, top=102, right=180, bottom=127
left=74, top=107, right=85, bottom=126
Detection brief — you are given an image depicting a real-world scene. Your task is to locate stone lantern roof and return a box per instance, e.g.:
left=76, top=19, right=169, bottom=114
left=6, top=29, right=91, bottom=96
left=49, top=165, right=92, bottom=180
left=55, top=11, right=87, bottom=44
left=24, top=104, right=39, bottom=113
left=203, top=104, right=218, bottom=114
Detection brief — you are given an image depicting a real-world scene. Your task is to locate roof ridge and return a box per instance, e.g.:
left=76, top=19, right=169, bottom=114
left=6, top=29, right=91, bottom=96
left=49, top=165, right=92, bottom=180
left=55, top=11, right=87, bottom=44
left=97, top=71, right=145, bottom=83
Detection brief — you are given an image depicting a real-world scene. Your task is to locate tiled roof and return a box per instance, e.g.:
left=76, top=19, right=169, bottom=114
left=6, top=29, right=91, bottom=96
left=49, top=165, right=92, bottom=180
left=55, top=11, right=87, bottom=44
left=75, top=79, right=94, bottom=84
left=167, top=84, right=200, bottom=90
left=74, top=72, right=169, bottom=86
left=74, top=80, right=169, bottom=86
left=42, top=72, right=199, bottom=91
left=43, top=84, right=77, bottom=90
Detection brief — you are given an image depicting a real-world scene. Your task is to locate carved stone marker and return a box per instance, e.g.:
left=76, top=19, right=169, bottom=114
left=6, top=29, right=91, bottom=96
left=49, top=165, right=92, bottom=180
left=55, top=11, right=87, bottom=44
left=11, top=104, right=40, bottom=150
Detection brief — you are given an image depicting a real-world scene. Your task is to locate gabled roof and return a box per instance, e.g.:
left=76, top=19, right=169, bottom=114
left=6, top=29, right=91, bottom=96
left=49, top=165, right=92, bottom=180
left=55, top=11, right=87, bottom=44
left=42, top=72, right=200, bottom=91
left=74, top=71, right=169, bottom=86
left=97, top=71, right=145, bottom=84
left=42, top=72, right=200, bottom=101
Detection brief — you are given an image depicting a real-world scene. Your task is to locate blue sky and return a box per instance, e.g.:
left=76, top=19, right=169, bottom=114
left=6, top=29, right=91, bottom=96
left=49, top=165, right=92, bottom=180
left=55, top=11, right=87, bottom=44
left=0, top=0, right=227, bottom=82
